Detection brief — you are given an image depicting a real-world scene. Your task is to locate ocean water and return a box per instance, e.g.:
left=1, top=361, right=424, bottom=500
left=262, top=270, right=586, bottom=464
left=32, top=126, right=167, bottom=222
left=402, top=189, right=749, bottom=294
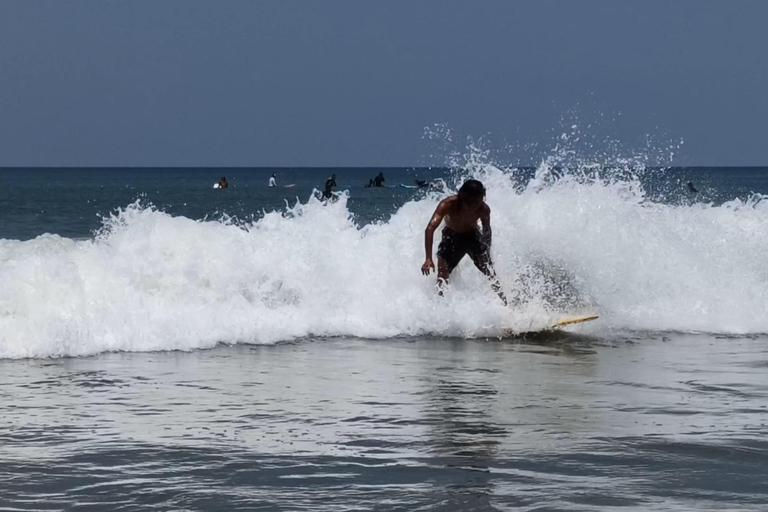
left=1, top=165, right=768, bottom=510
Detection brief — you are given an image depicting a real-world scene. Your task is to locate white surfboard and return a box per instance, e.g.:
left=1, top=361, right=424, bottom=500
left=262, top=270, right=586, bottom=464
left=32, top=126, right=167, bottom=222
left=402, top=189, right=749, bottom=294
left=551, top=314, right=599, bottom=328
left=504, top=314, right=599, bottom=337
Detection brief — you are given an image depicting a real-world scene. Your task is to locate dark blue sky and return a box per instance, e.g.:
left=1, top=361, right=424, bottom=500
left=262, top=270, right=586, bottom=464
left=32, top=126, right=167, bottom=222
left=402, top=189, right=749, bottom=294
left=1, top=0, right=766, bottom=166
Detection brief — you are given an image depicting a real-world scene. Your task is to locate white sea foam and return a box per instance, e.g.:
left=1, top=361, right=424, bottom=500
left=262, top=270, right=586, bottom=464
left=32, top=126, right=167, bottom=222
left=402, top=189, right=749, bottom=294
left=2, top=166, right=768, bottom=358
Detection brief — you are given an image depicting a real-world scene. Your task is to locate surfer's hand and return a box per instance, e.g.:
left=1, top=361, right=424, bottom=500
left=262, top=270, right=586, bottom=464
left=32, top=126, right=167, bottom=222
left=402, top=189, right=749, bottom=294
left=421, top=258, right=435, bottom=275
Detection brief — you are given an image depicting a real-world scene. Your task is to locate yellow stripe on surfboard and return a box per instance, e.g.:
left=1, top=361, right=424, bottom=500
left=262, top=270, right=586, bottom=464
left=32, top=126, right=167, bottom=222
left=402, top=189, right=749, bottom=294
left=551, top=314, right=599, bottom=328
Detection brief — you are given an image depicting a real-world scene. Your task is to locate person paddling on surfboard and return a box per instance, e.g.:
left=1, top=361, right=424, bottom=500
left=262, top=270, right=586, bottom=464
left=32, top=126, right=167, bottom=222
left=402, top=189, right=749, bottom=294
left=421, top=179, right=507, bottom=305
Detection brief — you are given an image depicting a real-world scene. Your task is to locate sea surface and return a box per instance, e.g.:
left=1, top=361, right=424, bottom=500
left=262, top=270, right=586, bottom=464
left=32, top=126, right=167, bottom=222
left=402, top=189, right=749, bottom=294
left=2, top=165, right=768, bottom=511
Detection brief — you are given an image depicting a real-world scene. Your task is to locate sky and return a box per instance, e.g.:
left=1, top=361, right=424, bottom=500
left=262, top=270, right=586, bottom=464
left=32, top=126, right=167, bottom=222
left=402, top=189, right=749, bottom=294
left=0, top=0, right=767, bottom=167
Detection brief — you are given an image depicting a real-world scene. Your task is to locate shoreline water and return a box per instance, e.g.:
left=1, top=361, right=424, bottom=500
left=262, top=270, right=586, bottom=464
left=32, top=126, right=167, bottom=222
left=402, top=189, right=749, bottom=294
left=2, top=335, right=767, bottom=510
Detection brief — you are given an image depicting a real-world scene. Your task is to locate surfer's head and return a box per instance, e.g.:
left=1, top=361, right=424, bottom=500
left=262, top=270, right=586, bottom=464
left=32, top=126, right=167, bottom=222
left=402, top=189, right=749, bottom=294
left=458, top=179, right=485, bottom=209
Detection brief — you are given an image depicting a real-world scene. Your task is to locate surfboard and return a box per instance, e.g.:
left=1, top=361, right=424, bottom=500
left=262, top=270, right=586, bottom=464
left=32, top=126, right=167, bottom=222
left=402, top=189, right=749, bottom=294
left=284, top=184, right=296, bottom=188
left=551, top=314, right=599, bottom=328
left=213, top=183, right=220, bottom=189
left=504, top=314, right=598, bottom=337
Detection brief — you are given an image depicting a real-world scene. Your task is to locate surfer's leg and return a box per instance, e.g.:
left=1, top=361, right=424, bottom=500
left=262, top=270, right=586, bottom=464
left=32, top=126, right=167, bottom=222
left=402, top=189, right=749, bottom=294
left=436, top=257, right=451, bottom=296
left=435, top=229, right=464, bottom=296
left=471, top=251, right=508, bottom=306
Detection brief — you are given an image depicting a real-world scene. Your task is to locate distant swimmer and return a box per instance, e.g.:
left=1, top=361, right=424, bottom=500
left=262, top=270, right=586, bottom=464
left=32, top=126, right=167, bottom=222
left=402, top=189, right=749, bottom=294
left=269, top=173, right=277, bottom=187
left=365, top=179, right=373, bottom=188
left=687, top=181, right=698, bottom=193
left=421, top=179, right=507, bottom=305
left=323, top=173, right=337, bottom=199
left=373, top=172, right=386, bottom=187
left=415, top=179, right=445, bottom=190
left=218, top=176, right=228, bottom=189
left=430, top=179, right=445, bottom=190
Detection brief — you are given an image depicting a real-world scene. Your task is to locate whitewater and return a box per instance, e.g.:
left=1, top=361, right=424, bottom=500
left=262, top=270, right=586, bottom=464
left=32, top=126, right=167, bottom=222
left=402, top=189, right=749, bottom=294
left=2, top=165, right=768, bottom=359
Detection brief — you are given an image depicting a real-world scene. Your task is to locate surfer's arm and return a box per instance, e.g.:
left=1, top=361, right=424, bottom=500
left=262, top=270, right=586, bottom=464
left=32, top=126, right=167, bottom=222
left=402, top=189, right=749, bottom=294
left=422, top=201, right=448, bottom=274
left=425, top=202, right=448, bottom=258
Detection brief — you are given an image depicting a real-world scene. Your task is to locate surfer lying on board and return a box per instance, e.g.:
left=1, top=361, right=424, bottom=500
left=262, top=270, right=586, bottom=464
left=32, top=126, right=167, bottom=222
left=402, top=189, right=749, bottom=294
left=421, top=179, right=507, bottom=305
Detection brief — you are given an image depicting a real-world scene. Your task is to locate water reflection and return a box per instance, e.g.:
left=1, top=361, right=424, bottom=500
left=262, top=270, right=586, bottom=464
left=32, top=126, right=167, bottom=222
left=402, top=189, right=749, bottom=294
left=3, top=335, right=767, bottom=511
left=416, top=341, right=505, bottom=506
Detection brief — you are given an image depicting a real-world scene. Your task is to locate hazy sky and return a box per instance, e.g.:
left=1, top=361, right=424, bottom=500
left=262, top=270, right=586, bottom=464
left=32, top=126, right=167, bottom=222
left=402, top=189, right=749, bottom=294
left=1, top=0, right=766, bottom=167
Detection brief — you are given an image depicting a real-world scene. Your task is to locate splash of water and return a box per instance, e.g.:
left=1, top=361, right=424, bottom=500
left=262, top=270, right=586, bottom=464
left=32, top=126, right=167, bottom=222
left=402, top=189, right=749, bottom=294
left=2, top=151, right=767, bottom=358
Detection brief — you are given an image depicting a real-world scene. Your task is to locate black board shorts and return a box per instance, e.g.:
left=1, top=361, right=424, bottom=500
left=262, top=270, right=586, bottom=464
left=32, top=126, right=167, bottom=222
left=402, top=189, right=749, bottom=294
left=437, top=227, right=488, bottom=272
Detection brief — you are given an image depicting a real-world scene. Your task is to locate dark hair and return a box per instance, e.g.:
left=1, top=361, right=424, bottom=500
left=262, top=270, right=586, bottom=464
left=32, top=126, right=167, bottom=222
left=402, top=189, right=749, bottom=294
left=458, top=179, right=485, bottom=203
left=220, top=176, right=227, bottom=181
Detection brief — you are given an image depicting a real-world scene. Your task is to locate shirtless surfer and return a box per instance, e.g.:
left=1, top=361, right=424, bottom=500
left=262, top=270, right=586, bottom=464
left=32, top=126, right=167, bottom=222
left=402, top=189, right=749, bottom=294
left=421, top=179, right=507, bottom=305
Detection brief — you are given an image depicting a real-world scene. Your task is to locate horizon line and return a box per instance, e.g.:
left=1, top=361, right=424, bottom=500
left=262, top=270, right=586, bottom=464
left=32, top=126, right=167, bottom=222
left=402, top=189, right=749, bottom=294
left=2, top=165, right=768, bottom=170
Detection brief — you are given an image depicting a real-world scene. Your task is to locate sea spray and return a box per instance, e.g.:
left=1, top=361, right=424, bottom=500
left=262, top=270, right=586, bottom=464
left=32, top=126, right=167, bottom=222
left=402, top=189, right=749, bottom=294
left=2, top=166, right=768, bottom=358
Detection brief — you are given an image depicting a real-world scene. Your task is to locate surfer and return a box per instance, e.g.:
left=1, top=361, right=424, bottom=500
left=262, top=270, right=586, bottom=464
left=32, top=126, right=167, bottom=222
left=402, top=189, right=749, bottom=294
left=323, top=174, right=337, bottom=199
left=373, top=172, right=385, bottom=187
left=218, top=176, right=228, bottom=189
left=269, top=173, right=277, bottom=187
left=687, top=181, right=698, bottom=193
left=421, top=179, right=507, bottom=305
